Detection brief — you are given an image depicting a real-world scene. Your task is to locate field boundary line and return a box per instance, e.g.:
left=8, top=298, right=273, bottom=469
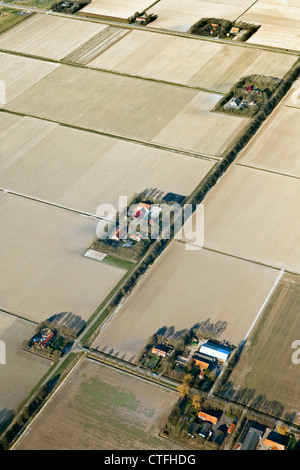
left=234, top=0, right=259, bottom=22
left=243, top=268, right=285, bottom=341
left=236, top=162, right=300, bottom=181
left=0, top=108, right=220, bottom=163
left=0, top=186, right=111, bottom=221
left=0, top=306, right=39, bottom=324
left=193, top=245, right=293, bottom=274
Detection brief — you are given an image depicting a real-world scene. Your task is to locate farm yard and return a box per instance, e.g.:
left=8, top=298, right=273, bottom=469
left=13, top=357, right=181, bottom=450
left=0, top=114, right=215, bottom=215
left=0, top=192, right=126, bottom=324
left=92, top=240, right=279, bottom=362
left=0, top=311, right=51, bottom=431
left=88, top=29, right=297, bottom=93
left=219, top=272, right=300, bottom=423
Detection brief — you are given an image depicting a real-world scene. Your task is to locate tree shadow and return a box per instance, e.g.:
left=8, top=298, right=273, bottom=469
left=46, top=312, right=86, bottom=336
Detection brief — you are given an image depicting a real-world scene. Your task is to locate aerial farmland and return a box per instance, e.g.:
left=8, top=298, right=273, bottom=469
left=0, top=0, right=300, bottom=452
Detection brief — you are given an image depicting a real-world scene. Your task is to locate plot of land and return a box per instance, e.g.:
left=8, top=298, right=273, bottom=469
left=3, top=60, right=249, bottom=156
left=0, top=192, right=126, bottom=324
left=202, top=164, right=300, bottom=273
left=219, top=272, right=300, bottom=423
left=0, top=311, right=51, bottom=431
left=79, top=0, right=155, bottom=21
left=93, top=241, right=279, bottom=362
left=0, top=7, right=33, bottom=35
left=237, top=105, right=300, bottom=178
left=147, top=0, right=255, bottom=32
left=0, top=114, right=215, bottom=214
left=89, top=29, right=297, bottom=93
left=14, top=357, right=181, bottom=450
left=0, top=51, right=58, bottom=104
left=0, top=13, right=107, bottom=60
left=240, top=1, right=300, bottom=50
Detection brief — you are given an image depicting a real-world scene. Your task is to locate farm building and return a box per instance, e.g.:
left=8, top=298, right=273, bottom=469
left=187, top=422, right=200, bottom=438
left=191, top=352, right=214, bottom=370
left=264, top=431, right=287, bottom=451
left=151, top=343, right=173, bottom=358
left=240, top=422, right=266, bottom=450
left=198, top=421, right=212, bottom=438
left=198, top=409, right=222, bottom=425
left=199, top=340, right=233, bottom=363
left=112, top=227, right=127, bottom=241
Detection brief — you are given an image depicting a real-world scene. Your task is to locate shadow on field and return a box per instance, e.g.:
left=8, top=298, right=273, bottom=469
left=46, top=311, right=86, bottom=336
left=0, top=408, right=14, bottom=434
left=220, top=381, right=289, bottom=420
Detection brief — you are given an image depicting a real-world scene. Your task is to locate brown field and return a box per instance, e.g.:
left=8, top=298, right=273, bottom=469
left=0, top=311, right=51, bottom=431
left=241, top=1, right=300, bottom=50
left=237, top=105, right=300, bottom=178
left=0, top=14, right=107, bottom=60
left=14, top=357, right=181, bottom=450
left=0, top=114, right=215, bottom=214
left=202, top=164, right=300, bottom=273
left=92, top=240, right=279, bottom=361
left=0, top=51, right=58, bottom=103
left=89, top=29, right=297, bottom=93
left=3, top=61, right=249, bottom=156
left=219, top=272, right=300, bottom=423
left=146, top=0, right=255, bottom=32
left=0, top=192, right=126, bottom=324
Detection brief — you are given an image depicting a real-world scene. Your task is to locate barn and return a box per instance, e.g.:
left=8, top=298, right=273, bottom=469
left=199, top=341, right=233, bottom=363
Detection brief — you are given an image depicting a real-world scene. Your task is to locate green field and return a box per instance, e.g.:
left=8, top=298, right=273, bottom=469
left=14, top=358, right=181, bottom=450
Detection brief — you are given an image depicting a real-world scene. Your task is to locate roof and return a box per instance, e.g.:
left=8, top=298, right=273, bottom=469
left=264, top=431, right=287, bottom=450
left=241, top=430, right=260, bottom=450
left=199, top=341, right=232, bottom=361
left=198, top=410, right=221, bottom=424
left=230, top=27, right=240, bottom=33
left=228, top=423, right=236, bottom=434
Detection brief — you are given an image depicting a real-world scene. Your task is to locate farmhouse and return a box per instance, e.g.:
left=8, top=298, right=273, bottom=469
left=191, top=352, right=214, bottom=370
left=199, top=341, right=232, bottom=363
left=230, top=27, right=240, bottom=34
left=112, top=227, right=127, bottom=241
left=198, top=409, right=222, bottom=425
left=130, top=202, right=151, bottom=219
left=264, top=431, right=287, bottom=450
left=151, top=343, right=173, bottom=358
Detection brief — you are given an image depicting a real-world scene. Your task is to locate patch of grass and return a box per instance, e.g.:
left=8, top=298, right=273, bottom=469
left=4, top=0, right=53, bottom=10
left=102, top=255, right=136, bottom=270
left=0, top=7, right=34, bottom=34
